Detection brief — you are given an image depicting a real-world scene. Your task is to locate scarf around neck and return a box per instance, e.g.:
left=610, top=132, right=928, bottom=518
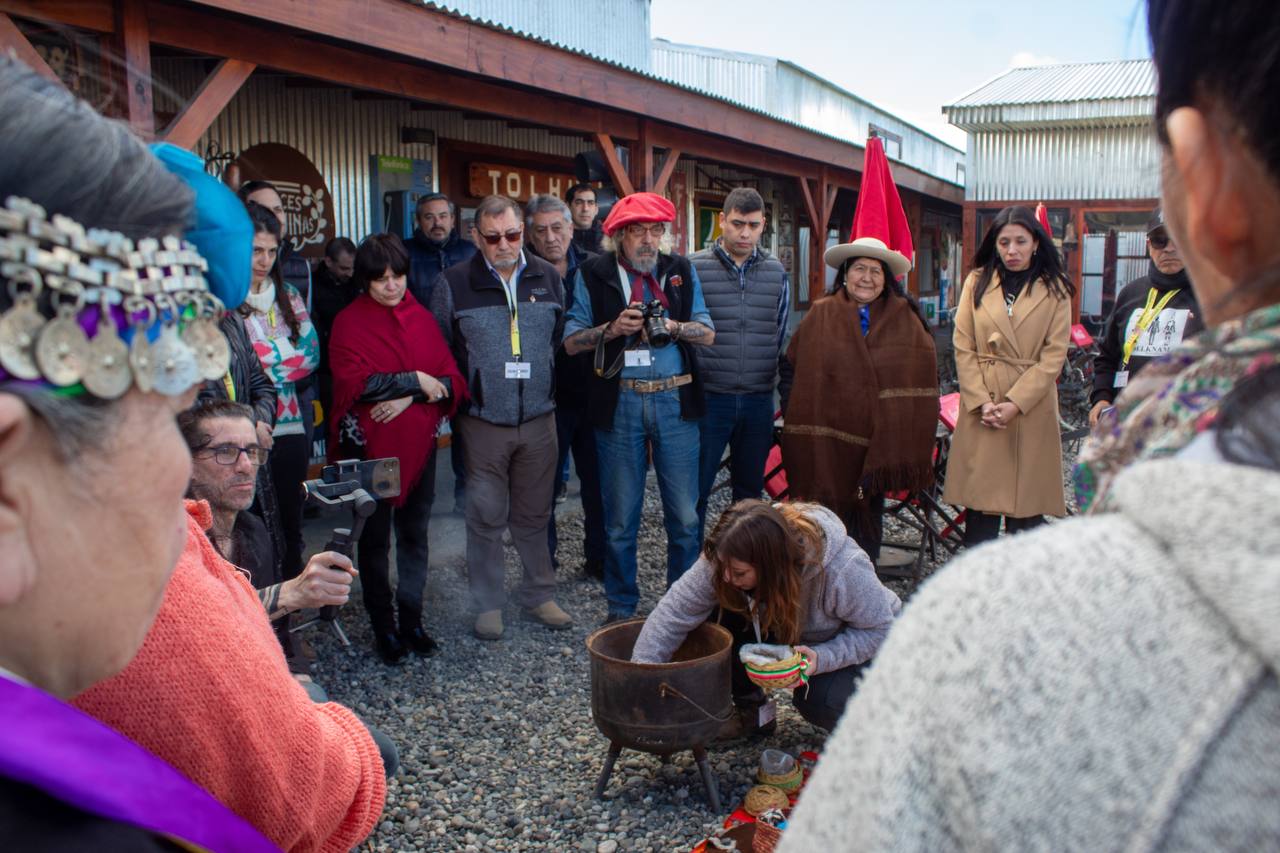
left=244, top=281, right=276, bottom=315
left=328, top=292, right=466, bottom=506
left=1074, top=301, right=1280, bottom=512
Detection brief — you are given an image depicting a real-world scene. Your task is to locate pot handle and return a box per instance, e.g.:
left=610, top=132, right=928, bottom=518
left=658, top=682, right=735, bottom=723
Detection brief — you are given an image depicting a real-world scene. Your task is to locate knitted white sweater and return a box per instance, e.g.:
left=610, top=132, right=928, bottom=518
left=780, top=458, right=1280, bottom=852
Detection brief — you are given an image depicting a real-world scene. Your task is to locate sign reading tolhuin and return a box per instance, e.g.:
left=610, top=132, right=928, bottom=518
left=234, top=143, right=335, bottom=260
left=468, top=162, right=576, bottom=202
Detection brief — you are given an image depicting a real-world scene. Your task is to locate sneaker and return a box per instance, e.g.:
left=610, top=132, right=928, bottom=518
left=555, top=482, right=568, bottom=504
left=600, top=610, right=633, bottom=627
left=714, top=705, right=777, bottom=742
left=474, top=609, right=504, bottom=641
left=581, top=557, right=605, bottom=583
left=523, top=600, right=573, bottom=630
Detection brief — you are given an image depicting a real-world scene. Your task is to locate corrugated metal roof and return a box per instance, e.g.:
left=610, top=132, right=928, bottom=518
left=948, top=59, right=1154, bottom=108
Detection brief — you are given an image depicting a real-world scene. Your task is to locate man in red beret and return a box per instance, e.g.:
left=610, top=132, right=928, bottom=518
left=564, top=191, right=716, bottom=623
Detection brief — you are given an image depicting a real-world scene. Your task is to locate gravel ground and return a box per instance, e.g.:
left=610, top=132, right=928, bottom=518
left=306, top=446, right=1082, bottom=852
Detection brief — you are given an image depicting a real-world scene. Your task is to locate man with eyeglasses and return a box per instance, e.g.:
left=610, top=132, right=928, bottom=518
left=525, top=193, right=607, bottom=583
left=180, top=400, right=358, bottom=663
left=563, top=191, right=716, bottom=624
left=430, top=194, right=573, bottom=640
left=1089, top=208, right=1204, bottom=426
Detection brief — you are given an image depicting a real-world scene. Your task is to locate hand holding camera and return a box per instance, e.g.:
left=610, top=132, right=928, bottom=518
left=612, top=301, right=673, bottom=347
left=280, top=551, right=357, bottom=611
left=609, top=304, right=645, bottom=339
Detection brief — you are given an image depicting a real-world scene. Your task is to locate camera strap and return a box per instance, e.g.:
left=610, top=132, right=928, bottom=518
left=595, top=332, right=629, bottom=379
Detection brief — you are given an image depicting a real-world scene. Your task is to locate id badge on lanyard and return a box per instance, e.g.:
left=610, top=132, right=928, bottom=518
left=502, top=281, right=529, bottom=380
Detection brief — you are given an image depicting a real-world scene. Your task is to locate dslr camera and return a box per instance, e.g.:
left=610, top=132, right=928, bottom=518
left=640, top=299, right=671, bottom=348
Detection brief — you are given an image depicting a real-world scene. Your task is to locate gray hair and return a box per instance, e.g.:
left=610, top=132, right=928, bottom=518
left=0, top=58, right=193, bottom=456
left=473, top=194, right=522, bottom=226
left=524, top=193, right=572, bottom=229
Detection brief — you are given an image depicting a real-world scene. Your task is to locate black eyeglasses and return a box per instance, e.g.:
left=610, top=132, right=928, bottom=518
left=1148, top=230, right=1172, bottom=250
left=479, top=229, right=523, bottom=246
left=197, top=444, right=269, bottom=465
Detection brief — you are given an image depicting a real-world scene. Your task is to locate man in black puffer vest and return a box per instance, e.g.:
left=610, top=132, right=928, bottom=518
left=688, top=188, right=791, bottom=540
left=563, top=192, right=716, bottom=623
left=1090, top=208, right=1204, bottom=426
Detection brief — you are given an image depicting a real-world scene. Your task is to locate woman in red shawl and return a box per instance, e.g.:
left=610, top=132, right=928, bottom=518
left=329, top=234, right=466, bottom=664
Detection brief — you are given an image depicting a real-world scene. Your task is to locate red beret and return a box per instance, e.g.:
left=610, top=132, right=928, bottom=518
left=601, top=191, right=676, bottom=236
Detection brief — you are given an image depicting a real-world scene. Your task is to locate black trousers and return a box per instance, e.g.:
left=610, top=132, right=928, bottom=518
left=963, top=510, right=1045, bottom=547
left=838, top=493, right=886, bottom=565
left=357, top=451, right=437, bottom=632
left=269, top=432, right=311, bottom=580
left=716, top=607, right=866, bottom=732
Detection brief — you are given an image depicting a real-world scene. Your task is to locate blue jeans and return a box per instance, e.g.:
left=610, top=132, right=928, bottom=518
left=595, top=388, right=701, bottom=616
left=697, top=391, right=775, bottom=539
left=548, top=404, right=606, bottom=567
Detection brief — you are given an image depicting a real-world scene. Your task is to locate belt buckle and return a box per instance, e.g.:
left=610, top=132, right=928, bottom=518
left=638, top=379, right=656, bottom=392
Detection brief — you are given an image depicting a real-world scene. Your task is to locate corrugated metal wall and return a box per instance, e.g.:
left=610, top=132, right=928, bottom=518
left=651, top=43, right=966, bottom=187
left=966, top=125, right=1160, bottom=201
left=153, top=60, right=594, bottom=240
left=425, top=0, right=651, bottom=71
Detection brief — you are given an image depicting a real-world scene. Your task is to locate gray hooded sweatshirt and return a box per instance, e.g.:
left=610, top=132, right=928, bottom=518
left=780, top=458, right=1280, bottom=852
left=631, top=505, right=902, bottom=676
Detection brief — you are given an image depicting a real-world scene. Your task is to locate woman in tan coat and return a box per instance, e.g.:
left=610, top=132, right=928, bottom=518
left=944, top=206, right=1073, bottom=545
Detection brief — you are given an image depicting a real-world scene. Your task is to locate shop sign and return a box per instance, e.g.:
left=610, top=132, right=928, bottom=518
left=234, top=142, right=334, bottom=259
left=468, top=162, right=577, bottom=202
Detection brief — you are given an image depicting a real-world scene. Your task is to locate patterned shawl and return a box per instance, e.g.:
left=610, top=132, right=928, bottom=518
left=1074, top=302, right=1280, bottom=512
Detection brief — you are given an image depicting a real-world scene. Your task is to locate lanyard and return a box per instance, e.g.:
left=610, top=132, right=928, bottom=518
left=222, top=371, right=236, bottom=401
left=747, top=594, right=762, bottom=643
left=1122, top=287, right=1180, bottom=367
left=500, top=276, right=521, bottom=359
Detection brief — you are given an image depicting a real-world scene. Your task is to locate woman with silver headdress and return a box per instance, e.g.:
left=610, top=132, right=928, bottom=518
left=0, top=59, right=276, bottom=850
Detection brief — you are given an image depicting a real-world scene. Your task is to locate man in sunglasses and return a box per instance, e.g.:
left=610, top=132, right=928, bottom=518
left=563, top=191, right=716, bottom=624
left=181, top=399, right=357, bottom=634
left=1090, top=208, right=1204, bottom=426
left=430, top=194, right=573, bottom=640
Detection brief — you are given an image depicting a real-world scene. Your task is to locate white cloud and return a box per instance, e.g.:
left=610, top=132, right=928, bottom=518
left=1009, top=51, right=1061, bottom=68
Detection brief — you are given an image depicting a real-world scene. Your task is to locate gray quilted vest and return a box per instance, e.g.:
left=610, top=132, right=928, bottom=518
left=690, top=245, right=788, bottom=394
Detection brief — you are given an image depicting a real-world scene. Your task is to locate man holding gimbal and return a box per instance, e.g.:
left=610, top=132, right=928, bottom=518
left=180, top=399, right=357, bottom=672
left=563, top=192, right=715, bottom=624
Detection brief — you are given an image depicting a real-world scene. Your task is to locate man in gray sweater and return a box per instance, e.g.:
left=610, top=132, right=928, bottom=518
left=689, top=188, right=790, bottom=539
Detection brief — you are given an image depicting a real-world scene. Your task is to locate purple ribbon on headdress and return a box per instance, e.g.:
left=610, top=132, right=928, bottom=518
left=0, top=675, right=279, bottom=852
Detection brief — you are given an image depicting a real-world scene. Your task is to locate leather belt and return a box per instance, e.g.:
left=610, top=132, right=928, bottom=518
left=619, top=374, right=693, bottom=393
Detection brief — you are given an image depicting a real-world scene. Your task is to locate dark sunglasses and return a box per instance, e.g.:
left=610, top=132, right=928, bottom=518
left=197, top=444, right=269, bottom=466
left=479, top=229, right=522, bottom=246
left=1148, top=229, right=1172, bottom=250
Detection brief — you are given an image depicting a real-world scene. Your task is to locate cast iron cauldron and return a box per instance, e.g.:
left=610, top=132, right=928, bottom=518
left=585, top=618, right=732, bottom=810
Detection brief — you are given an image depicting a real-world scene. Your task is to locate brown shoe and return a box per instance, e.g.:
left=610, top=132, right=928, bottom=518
left=522, top=600, right=573, bottom=630
left=474, top=609, right=504, bottom=641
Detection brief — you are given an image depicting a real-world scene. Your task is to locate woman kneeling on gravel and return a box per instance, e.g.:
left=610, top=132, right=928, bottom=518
left=631, top=500, right=901, bottom=735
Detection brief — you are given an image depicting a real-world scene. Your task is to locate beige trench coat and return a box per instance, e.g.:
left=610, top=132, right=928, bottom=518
left=943, top=270, right=1071, bottom=517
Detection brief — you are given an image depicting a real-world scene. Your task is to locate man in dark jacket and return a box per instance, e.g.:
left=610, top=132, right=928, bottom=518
left=567, top=183, right=603, bottom=254
left=310, top=236, right=358, bottom=416
left=430, top=194, right=573, bottom=641
left=689, top=188, right=790, bottom=540
left=409, top=192, right=478, bottom=512
left=407, top=193, right=477, bottom=307
left=525, top=193, right=605, bottom=582
left=1090, top=209, right=1204, bottom=425
left=563, top=192, right=716, bottom=623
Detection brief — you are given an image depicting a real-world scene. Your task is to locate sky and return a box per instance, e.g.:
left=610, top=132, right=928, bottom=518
left=649, top=0, right=1151, bottom=149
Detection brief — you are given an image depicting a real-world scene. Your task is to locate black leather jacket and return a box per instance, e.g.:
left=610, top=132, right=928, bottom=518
left=359, top=372, right=451, bottom=403
left=200, top=313, right=277, bottom=427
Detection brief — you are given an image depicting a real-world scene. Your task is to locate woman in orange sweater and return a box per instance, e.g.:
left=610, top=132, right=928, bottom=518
left=73, top=499, right=388, bottom=853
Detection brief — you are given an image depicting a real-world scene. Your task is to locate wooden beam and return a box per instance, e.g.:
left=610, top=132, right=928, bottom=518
left=632, top=120, right=653, bottom=192
left=160, top=57, right=255, bottom=149
left=115, top=0, right=153, bottom=137
left=0, top=12, right=63, bottom=85
left=797, top=176, right=821, bottom=230
left=594, top=133, right=634, bottom=197
left=651, top=148, right=682, bottom=196
left=142, top=3, right=639, bottom=140
left=823, top=182, right=839, bottom=230
left=0, top=0, right=114, bottom=32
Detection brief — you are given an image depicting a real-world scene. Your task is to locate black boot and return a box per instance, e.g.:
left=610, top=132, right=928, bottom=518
left=398, top=604, right=440, bottom=657
left=370, top=610, right=407, bottom=664
left=582, top=557, right=605, bottom=583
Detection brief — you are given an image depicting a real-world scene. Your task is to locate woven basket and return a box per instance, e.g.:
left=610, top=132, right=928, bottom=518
left=741, top=643, right=807, bottom=691
left=756, top=762, right=803, bottom=793
left=743, top=784, right=790, bottom=817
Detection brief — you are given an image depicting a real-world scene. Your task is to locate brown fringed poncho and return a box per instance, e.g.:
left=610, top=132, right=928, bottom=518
left=782, top=287, right=938, bottom=520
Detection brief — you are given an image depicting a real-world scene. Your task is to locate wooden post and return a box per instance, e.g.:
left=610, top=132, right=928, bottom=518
left=115, top=0, right=154, bottom=138
left=651, top=148, right=682, bottom=196
left=631, top=120, right=653, bottom=192
left=593, top=132, right=635, bottom=197
left=0, top=12, right=64, bottom=86
left=160, top=58, right=255, bottom=149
